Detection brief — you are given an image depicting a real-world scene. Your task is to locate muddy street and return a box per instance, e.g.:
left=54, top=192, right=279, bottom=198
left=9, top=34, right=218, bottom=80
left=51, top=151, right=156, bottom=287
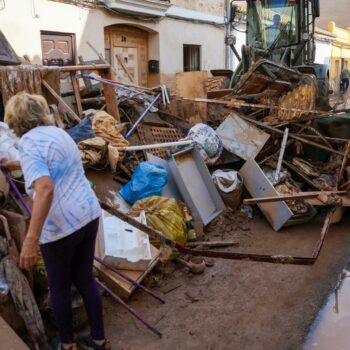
left=102, top=212, right=350, bottom=350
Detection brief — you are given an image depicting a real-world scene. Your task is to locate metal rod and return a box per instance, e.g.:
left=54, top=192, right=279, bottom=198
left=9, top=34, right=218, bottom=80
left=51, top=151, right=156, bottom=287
left=96, top=279, right=162, bottom=338
left=274, top=127, right=289, bottom=183
left=100, top=203, right=325, bottom=266
left=193, top=97, right=331, bottom=115
left=94, top=257, right=165, bottom=304
left=125, top=94, right=161, bottom=140
left=85, top=75, right=141, bottom=95
left=115, top=140, right=193, bottom=152
left=1, top=169, right=32, bottom=216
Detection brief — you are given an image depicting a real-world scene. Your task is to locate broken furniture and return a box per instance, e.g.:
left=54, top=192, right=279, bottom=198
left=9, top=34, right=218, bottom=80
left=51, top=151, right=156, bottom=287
left=168, top=146, right=225, bottom=226
left=146, top=153, right=183, bottom=201
left=98, top=210, right=152, bottom=271
left=94, top=211, right=160, bottom=299
left=239, top=159, right=316, bottom=231
left=216, top=113, right=270, bottom=160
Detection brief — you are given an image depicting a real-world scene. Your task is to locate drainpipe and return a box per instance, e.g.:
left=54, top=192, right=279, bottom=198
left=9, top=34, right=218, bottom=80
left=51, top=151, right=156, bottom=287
left=225, top=0, right=233, bottom=69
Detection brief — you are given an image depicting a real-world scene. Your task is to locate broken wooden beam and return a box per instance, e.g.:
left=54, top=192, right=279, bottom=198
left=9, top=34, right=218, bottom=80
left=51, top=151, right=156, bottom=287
left=282, top=160, right=322, bottom=190
left=116, top=54, right=135, bottom=83
left=70, top=72, right=83, bottom=118
left=42, top=80, right=81, bottom=123
left=186, top=241, right=239, bottom=248
left=243, top=191, right=347, bottom=205
left=60, top=63, right=110, bottom=72
left=240, top=116, right=345, bottom=156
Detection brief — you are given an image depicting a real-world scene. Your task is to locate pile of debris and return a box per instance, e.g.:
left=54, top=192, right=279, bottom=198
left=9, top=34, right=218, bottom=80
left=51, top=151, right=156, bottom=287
left=1, top=33, right=350, bottom=347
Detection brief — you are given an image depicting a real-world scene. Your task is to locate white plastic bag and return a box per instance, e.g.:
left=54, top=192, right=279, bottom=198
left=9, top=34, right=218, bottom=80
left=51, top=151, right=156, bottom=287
left=0, top=122, right=19, bottom=161
left=212, top=169, right=240, bottom=193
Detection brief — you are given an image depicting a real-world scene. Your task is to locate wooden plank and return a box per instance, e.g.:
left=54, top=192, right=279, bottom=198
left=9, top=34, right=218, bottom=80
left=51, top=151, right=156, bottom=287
left=100, top=68, right=120, bottom=122
left=239, top=115, right=345, bottom=157
left=116, top=54, right=135, bottom=84
left=78, top=55, right=93, bottom=92
left=60, top=63, right=111, bottom=72
left=0, top=316, right=29, bottom=350
left=207, top=89, right=233, bottom=99
left=306, top=197, right=350, bottom=207
left=244, top=191, right=347, bottom=205
left=94, top=246, right=159, bottom=300
left=70, top=72, right=84, bottom=118
left=176, top=71, right=208, bottom=123
left=42, top=80, right=81, bottom=123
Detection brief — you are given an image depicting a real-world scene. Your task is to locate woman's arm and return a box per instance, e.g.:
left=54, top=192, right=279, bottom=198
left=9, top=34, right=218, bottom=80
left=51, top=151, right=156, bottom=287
left=20, top=176, right=54, bottom=270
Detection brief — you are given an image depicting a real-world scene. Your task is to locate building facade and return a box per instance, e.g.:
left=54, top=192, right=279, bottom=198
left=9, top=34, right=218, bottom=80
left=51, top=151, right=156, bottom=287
left=327, top=21, right=350, bottom=91
left=0, top=0, right=227, bottom=90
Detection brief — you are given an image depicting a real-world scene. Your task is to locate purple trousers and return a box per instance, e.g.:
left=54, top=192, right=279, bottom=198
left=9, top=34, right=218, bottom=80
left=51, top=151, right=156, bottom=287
left=40, top=218, right=104, bottom=344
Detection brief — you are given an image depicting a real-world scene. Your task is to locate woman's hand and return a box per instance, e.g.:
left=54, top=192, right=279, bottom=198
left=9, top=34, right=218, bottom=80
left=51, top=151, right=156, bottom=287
left=19, top=236, right=39, bottom=270
left=0, top=160, right=21, bottom=170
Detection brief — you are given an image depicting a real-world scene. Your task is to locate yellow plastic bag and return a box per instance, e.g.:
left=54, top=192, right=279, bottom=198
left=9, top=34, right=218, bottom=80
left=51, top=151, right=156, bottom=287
left=130, top=196, right=187, bottom=248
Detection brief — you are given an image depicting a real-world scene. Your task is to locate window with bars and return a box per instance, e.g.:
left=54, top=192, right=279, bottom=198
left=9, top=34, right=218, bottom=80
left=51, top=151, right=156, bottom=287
left=183, top=45, right=201, bottom=72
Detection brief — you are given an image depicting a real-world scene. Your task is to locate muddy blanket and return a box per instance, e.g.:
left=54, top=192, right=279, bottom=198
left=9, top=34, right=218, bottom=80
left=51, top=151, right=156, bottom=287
left=0, top=65, right=60, bottom=107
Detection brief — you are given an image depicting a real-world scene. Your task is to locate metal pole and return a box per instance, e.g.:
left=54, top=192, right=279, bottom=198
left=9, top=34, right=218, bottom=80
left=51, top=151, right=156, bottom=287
left=274, top=127, right=289, bottom=183
left=96, top=279, right=162, bottom=338
left=225, top=0, right=233, bottom=69
left=94, top=257, right=165, bottom=304
left=1, top=169, right=32, bottom=216
left=115, top=140, right=193, bottom=152
left=124, top=94, right=161, bottom=140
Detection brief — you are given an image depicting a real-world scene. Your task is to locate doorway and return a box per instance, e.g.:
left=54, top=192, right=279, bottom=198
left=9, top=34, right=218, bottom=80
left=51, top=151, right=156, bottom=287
left=105, top=26, right=148, bottom=86
left=41, top=31, right=75, bottom=66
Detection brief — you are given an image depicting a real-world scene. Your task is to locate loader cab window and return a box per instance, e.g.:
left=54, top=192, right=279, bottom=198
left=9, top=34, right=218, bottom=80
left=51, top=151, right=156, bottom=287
left=247, top=0, right=300, bottom=50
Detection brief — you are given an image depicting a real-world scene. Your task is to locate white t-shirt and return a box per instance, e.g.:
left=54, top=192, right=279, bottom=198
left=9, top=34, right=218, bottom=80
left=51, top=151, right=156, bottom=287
left=19, top=126, right=101, bottom=244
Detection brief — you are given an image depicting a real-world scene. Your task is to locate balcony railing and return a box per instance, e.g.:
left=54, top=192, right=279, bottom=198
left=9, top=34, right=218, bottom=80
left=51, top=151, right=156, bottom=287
left=49, top=0, right=97, bottom=8
left=103, top=0, right=171, bottom=17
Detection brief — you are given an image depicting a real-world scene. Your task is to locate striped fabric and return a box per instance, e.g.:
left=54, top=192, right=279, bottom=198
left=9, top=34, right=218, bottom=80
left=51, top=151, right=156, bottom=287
left=19, top=126, right=101, bottom=244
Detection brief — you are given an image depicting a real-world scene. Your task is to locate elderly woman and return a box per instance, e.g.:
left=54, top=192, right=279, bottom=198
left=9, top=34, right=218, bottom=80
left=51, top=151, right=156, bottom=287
left=2, top=92, right=110, bottom=350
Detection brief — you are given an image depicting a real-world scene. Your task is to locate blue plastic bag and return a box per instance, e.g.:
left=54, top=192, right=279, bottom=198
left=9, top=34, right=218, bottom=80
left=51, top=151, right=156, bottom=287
left=120, top=162, right=168, bottom=204
left=67, top=117, right=95, bottom=143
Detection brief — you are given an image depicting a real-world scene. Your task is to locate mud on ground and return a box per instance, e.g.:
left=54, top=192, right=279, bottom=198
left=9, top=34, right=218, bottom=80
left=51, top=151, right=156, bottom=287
left=103, top=209, right=350, bottom=350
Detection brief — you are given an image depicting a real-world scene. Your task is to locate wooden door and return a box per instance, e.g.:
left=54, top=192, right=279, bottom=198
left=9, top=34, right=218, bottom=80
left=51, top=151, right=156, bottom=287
left=105, top=27, right=148, bottom=86
left=41, top=32, right=75, bottom=66
left=114, top=47, right=139, bottom=84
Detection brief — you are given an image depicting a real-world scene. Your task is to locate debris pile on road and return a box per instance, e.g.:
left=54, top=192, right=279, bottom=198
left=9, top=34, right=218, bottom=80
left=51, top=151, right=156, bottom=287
left=1, top=36, right=350, bottom=346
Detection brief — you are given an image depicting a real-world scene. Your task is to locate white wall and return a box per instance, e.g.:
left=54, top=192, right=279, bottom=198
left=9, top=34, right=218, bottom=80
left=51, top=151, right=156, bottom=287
left=314, top=39, right=331, bottom=67
left=231, top=23, right=246, bottom=71
left=0, top=0, right=160, bottom=64
left=0, top=0, right=226, bottom=89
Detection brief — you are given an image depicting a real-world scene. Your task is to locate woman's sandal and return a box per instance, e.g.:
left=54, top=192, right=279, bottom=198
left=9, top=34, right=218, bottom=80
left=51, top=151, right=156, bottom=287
left=78, top=336, right=111, bottom=350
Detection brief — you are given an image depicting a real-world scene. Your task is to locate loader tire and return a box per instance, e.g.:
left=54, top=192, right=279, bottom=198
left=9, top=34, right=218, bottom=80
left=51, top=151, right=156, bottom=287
left=317, top=79, right=331, bottom=111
